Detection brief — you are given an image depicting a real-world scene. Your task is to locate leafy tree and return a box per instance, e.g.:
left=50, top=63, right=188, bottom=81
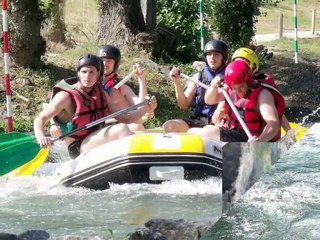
left=206, top=0, right=283, bottom=52
left=157, top=0, right=201, bottom=62
left=157, top=0, right=283, bottom=61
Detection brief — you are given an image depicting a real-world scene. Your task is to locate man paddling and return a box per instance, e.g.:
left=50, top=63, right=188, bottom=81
left=162, top=39, right=229, bottom=133
left=34, top=54, right=157, bottom=159
left=98, top=45, right=153, bottom=132
left=188, top=60, right=285, bottom=142
left=209, top=47, right=291, bottom=132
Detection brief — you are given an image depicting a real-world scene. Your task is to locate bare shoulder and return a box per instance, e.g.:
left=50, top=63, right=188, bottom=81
left=260, top=88, right=274, bottom=99
left=258, top=89, right=276, bottom=106
left=120, top=84, right=135, bottom=95
left=51, top=91, right=71, bottom=105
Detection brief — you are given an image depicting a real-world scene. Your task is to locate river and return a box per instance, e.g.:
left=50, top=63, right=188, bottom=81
left=202, top=123, right=320, bottom=239
left=0, top=123, right=319, bottom=239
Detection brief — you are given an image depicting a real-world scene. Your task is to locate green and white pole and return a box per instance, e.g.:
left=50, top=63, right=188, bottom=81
left=199, top=0, right=205, bottom=50
left=293, top=0, right=298, bottom=64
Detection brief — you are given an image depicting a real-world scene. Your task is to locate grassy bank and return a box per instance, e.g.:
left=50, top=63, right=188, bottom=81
left=255, top=0, right=320, bottom=34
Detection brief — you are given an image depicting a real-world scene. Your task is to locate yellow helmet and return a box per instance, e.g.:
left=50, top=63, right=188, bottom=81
left=232, top=48, right=259, bottom=73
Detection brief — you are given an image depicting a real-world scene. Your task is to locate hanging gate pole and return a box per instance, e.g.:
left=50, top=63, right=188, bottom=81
left=293, top=0, right=298, bottom=64
left=2, top=0, right=13, bottom=132
left=199, top=0, right=205, bottom=50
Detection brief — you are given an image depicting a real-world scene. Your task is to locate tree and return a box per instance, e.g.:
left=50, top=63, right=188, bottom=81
left=43, top=0, right=67, bottom=43
left=96, top=0, right=146, bottom=47
left=8, top=0, right=46, bottom=68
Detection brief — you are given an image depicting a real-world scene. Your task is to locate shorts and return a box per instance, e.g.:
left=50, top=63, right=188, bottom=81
left=183, top=116, right=209, bottom=128
left=68, top=139, right=83, bottom=159
left=220, top=127, right=248, bottom=142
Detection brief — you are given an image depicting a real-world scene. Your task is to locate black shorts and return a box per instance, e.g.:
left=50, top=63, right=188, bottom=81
left=183, top=116, right=209, bottom=128
left=68, top=139, right=83, bottom=159
left=220, top=127, right=248, bottom=142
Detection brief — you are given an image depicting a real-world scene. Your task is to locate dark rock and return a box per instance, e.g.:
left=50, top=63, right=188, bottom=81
left=18, top=230, right=50, bottom=240
left=127, top=228, right=167, bottom=240
left=146, top=219, right=212, bottom=240
left=0, top=233, right=21, bottom=240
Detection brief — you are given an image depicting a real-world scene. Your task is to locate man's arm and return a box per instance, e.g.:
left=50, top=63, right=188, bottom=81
left=281, top=115, right=291, bottom=132
left=169, top=67, right=197, bottom=110
left=256, top=89, right=281, bottom=141
left=204, top=78, right=225, bottom=105
left=107, top=88, right=157, bottom=123
left=135, top=64, right=148, bottom=102
left=34, top=91, right=70, bottom=147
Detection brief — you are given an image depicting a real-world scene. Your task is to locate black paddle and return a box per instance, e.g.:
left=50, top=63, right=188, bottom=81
left=52, top=99, right=150, bottom=142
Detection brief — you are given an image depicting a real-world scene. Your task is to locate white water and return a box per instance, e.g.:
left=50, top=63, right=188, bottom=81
left=0, top=173, right=222, bottom=239
left=203, top=123, right=320, bottom=239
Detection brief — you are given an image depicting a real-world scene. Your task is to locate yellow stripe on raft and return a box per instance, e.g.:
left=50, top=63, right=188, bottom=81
left=128, top=133, right=205, bottom=154
left=8, top=148, right=49, bottom=177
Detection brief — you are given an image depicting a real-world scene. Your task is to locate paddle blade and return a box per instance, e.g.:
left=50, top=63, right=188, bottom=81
left=290, top=122, right=308, bottom=141
left=0, top=132, right=35, bottom=151
left=281, top=122, right=308, bottom=141
left=0, top=139, right=48, bottom=176
left=8, top=148, right=50, bottom=177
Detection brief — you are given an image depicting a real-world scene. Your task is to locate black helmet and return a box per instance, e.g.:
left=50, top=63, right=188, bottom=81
left=97, top=45, right=121, bottom=70
left=204, top=39, right=229, bottom=63
left=77, top=54, right=103, bottom=80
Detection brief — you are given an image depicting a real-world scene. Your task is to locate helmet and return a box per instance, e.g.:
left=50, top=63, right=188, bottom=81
left=224, top=60, right=253, bottom=87
left=232, top=48, right=259, bottom=73
left=97, top=45, right=121, bottom=70
left=204, top=39, right=229, bottom=63
left=77, top=54, right=103, bottom=80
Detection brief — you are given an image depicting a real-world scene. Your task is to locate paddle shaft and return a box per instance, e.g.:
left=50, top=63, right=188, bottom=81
left=53, top=99, right=149, bottom=142
left=180, top=73, right=253, bottom=139
left=114, top=70, right=135, bottom=89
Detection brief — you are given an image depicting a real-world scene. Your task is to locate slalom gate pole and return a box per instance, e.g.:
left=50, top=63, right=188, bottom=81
left=293, top=0, right=298, bottom=64
left=2, top=0, right=13, bottom=132
left=199, top=0, right=205, bottom=50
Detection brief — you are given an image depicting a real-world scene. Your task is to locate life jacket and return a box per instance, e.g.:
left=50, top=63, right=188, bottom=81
left=193, top=65, right=226, bottom=119
left=102, top=73, right=123, bottom=93
left=223, top=74, right=285, bottom=141
left=52, top=77, right=109, bottom=139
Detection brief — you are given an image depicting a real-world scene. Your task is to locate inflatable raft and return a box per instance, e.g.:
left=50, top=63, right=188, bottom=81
left=55, top=132, right=224, bottom=190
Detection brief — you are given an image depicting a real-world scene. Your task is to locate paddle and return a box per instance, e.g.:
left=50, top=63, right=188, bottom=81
left=285, top=122, right=308, bottom=141
left=2, top=100, right=150, bottom=177
left=0, top=132, right=35, bottom=150
left=180, top=73, right=253, bottom=139
left=52, top=99, right=149, bottom=142
left=114, top=70, right=135, bottom=89
left=0, top=132, right=49, bottom=176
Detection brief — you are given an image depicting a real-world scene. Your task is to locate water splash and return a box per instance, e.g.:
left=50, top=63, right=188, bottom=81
left=301, top=106, right=320, bottom=125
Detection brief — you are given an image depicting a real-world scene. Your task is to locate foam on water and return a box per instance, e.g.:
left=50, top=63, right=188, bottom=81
left=205, top=123, right=320, bottom=239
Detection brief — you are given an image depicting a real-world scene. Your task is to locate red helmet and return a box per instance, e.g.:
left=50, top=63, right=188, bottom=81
left=224, top=60, right=253, bottom=87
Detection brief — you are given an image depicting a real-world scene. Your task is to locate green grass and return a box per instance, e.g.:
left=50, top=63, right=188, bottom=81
left=256, top=0, right=320, bottom=34
left=64, top=0, right=98, bottom=43
left=264, top=38, right=320, bottom=59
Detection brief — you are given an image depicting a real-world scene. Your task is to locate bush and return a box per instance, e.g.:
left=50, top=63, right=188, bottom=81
left=157, top=0, right=282, bottom=61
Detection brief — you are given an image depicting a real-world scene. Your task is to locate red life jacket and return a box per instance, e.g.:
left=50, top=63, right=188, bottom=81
left=223, top=75, right=285, bottom=141
left=103, top=73, right=123, bottom=93
left=52, top=77, right=109, bottom=139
